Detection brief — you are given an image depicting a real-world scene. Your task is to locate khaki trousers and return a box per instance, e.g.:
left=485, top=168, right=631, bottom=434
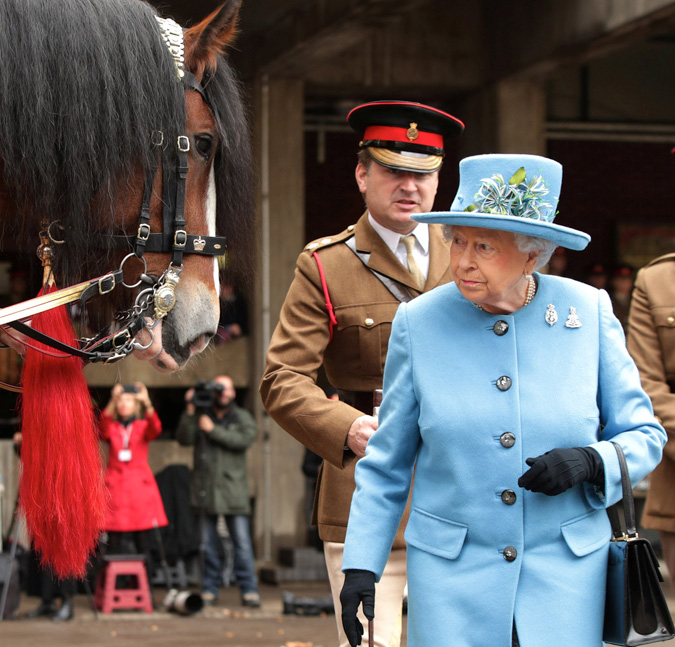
left=324, top=541, right=407, bottom=647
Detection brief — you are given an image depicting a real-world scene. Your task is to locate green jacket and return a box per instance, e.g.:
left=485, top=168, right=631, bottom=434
left=176, top=404, right=257, bottom=515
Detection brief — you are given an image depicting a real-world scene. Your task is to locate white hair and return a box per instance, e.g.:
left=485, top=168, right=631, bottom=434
left=442, top=224, right=557, bottom=271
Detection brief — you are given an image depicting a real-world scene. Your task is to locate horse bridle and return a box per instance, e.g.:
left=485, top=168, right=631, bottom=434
left=2, top=17, right=225, bottom=367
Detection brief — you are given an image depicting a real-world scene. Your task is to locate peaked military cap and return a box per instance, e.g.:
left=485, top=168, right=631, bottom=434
left=347, top=100, right=464, bottom=173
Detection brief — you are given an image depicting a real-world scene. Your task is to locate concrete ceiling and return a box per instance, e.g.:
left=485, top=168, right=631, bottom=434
left=153, top=0, right=675, bottom=126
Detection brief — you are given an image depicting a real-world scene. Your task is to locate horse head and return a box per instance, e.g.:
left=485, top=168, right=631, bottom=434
left=0, top=0, right=254, bottom=371
left=129, top=2, right=255, bottom=371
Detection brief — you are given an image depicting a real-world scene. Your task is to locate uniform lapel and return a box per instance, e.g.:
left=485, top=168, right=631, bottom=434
left=353, top=214, right=426, bottom=291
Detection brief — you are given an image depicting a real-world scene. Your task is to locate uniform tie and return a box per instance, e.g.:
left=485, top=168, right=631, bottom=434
left=401, top=235, right=425, bottom=290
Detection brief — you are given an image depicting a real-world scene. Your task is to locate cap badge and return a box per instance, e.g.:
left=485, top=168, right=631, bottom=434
left=406, top=122, right=419, bottom=142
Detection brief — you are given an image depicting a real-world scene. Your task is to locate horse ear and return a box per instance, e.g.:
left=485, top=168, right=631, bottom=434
left=184, top=0, right=242, bottom=78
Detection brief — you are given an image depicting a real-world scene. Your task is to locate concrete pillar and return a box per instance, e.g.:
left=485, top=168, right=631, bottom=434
left=249, top=76, right=308, bottom=562
left=494, top=78, right=547, bottom=154
left=460, top=77, right=547, bottom=157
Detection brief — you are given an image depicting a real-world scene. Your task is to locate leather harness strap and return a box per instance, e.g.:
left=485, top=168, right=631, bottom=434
left=344, top=237, right=414, bottom=304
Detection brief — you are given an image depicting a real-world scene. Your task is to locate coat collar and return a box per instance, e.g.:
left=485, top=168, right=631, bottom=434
left=353, top=213, right=450, bottom=292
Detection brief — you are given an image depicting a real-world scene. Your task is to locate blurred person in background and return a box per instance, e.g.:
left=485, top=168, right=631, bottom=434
left=99, top=383, right=167, bottom=578
left=627, top=252, right=675, bottom=590
left=176, top=375, right=260, bottom=607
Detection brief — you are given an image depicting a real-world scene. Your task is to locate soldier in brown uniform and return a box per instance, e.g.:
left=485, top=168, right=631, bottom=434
left=627, top=253, right=675, bottom=588
left=260, top=101, right=464, bottom=647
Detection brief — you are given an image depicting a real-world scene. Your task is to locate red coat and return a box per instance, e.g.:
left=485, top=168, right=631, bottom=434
left=99, top=411, right=168, bottom=531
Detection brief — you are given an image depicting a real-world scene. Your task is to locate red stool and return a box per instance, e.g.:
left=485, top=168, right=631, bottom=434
left=94, top=555, right=154, bottom=614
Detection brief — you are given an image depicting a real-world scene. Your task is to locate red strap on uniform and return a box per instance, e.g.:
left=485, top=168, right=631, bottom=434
left=313, top=251, right=338, bottom=342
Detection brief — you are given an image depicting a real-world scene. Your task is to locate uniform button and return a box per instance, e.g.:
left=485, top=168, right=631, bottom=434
left=364, top=318, right=374, bottom=327
left=493, top=320, right=509, bottom=336
left=667, top=316, right=675, bottom=326
left=347, top=225, right=355, bottom=232
left=496, top=376, right=512, bottom=391
left=500, top=432, right=516, bottom=448
left=503, top=546, right=517, bottom=562
left=501, top=490, right=517, bottom=505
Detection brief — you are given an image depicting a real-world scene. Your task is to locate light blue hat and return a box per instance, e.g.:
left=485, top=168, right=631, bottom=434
left=413, top=154, right=590, bottom=251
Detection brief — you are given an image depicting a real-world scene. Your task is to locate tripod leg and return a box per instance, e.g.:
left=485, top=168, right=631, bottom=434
left=82, top=578, right=98, bottom=621
left=0, top=510, right=21, bottom=621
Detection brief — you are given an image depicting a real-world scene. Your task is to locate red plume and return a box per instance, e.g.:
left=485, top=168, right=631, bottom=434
left=19, top=284, right=106, bottom=578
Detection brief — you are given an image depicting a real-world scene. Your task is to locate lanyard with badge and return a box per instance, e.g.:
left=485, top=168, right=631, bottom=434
left=118, top=422, right=133, bottom=462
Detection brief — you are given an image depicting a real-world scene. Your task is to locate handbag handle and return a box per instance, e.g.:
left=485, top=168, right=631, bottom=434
left=607, top=441, right=638, bottom=540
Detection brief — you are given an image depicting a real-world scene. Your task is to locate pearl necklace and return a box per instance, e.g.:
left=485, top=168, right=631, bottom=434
left=475, top=275, right=537, bottom=311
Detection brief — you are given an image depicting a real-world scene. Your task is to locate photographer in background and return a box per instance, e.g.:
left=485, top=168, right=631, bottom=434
left=99, top=383, right=168, bottom=577
left=176, top=375, right=260, bottom=607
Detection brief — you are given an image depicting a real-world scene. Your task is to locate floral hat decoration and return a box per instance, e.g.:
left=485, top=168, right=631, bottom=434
left=413, top=154, right=590, bottom=250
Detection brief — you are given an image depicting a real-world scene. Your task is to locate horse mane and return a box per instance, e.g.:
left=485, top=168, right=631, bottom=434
left=200, top=58, right=256, bottom=289
left=0, top=0, right=254, bottom=287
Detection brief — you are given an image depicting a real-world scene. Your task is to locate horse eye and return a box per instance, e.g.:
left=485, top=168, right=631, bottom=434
left=194, top=135, right=214, bottom=159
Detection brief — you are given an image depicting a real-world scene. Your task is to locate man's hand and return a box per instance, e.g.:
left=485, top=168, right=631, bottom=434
left=347, top=415, right=378, bottom=457
left=199, top=414, right=215, bottom=434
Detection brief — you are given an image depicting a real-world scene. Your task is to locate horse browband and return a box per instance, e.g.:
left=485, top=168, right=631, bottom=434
left=3, top=17, right=225, bottom=366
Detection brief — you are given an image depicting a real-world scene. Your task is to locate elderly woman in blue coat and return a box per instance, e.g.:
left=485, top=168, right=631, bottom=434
left=339, top=154, right=666, bottom=647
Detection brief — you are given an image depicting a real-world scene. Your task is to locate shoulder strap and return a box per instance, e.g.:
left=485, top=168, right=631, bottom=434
left=344, top=237, right=414, bottom=304
left=312, top=251, right=338, bottom=343
left=607, top=441, right=638, bottom=539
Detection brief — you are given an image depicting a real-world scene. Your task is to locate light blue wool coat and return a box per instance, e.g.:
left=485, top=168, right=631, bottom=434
left=342, top=273, right=666, bottom=647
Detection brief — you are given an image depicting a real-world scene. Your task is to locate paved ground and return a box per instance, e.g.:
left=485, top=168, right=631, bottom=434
left=3, top=570, right=675, bottom=646
left=2, top=581, right=352, bottom=647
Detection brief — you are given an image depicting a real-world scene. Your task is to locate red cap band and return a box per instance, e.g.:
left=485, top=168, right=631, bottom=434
left=363, top=125, right=443, bottom=149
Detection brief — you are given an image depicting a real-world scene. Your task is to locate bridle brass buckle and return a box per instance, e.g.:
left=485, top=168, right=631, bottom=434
left=174, top=229, right=187, bottom=248
left=98, top=273, right=116, bottom=295
left=137, top=223, right=151, bottom=241
left=177, top=135, right=190, bottom=152
left=112, top=329, right=131, bottom=349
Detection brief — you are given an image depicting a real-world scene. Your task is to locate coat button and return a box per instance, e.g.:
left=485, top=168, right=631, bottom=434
left=364, top=318, right=374, bottom=327
left=496, top=376, right=512, bottom=391
left=493, top=320, right=509, bottom=336
left=501, top=490, right=517, bottom=505
left=503, top=546, right=517, bottom=562
left=667, top=316, right=675, bottom=326
left=500, top=432, right=516, bottom=448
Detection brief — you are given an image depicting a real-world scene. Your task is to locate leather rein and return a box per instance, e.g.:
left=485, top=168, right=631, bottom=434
left=0, top=18, right=225, bottom=371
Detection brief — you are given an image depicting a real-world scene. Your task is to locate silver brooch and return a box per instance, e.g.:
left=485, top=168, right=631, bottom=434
left=565, top=307, right=582, bottom=328
left=545, top=304, right=558, bottom=327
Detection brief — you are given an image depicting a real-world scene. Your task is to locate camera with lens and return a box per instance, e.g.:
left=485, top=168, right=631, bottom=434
left=191, top=380, right=225, bottom=409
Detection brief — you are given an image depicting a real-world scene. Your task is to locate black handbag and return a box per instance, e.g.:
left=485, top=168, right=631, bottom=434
left=603, top=442, right=675, bottom=645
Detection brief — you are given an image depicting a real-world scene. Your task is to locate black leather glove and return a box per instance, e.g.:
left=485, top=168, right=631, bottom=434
left=518, top=446, right=604, bottom=496
left=340, top=569, right=376, bottom=647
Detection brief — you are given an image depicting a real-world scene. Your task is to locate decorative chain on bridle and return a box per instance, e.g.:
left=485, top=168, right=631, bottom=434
left=0, top=17, right=225, bottom=367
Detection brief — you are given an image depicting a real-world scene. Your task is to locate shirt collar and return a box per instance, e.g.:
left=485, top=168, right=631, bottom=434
left=367, top=213, right=430, bottom=255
